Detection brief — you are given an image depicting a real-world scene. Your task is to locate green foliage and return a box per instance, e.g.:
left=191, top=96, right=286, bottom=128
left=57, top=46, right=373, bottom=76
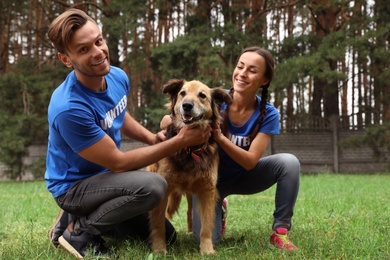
left=0, top=58, right=68, bottom=179
left=365, top=124, right=390, bottom=158
left=150, top=36, right=201, bottom=81
left=28, top=157, right=46, bottom=180
left=134, top=78, right=168, bottom=132
left=340, top=123, right=390, bottom=169
left=274, top=28, right=347, bottom=88
left=102, top=0, right=147, bottom=66
left=0, top=73, right=35, bottom=179
left=0, top=119, right=27, bottom=179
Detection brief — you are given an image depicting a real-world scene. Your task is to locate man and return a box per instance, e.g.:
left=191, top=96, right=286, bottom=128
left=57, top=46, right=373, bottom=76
left=45, top=8, right=211, bottom=258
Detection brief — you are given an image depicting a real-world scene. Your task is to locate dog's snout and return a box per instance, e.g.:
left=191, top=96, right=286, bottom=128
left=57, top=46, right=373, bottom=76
left=182, top=102, right=193, bottom=111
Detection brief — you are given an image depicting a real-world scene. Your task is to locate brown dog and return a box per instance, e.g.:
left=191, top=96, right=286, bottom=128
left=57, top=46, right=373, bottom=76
left=148, top=79, right=232, bottom=255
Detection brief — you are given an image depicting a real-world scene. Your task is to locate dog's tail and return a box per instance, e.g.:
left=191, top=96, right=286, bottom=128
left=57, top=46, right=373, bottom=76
left=166, top=191, right=182, bottom=219
left=146, top=163, right=158, bottom=173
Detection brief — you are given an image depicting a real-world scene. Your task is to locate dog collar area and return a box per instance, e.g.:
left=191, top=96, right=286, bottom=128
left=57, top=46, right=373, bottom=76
left=186, top=143, right=207, bottom=163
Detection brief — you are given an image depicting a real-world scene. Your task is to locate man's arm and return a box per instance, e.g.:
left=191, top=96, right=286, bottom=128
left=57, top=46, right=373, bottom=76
left=120, top=112, right=165, bottom=145
left=78, top=121, right=211, bottom=172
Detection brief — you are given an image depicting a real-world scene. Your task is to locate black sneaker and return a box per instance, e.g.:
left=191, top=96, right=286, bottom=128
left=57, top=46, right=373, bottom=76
left=48, top=209, right=68, bottom=247
left=59, top=228, right=110, bottom=259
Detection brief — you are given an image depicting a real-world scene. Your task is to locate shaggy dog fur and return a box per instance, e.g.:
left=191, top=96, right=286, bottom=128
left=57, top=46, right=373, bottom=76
left=148, top=79, right=231, bottom=255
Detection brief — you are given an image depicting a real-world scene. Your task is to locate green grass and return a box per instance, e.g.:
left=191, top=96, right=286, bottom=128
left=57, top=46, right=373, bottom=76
left=0, top=174, right=389, bottom=259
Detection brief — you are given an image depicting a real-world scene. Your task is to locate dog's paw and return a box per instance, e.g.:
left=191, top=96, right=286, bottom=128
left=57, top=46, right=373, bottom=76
left=200, top=248, right=216, bottom=255
left=152, top=249, right=168, bottom=255
left=152, top=244, right=168, bottom=255
left=200, top=243, right=215, bottom=255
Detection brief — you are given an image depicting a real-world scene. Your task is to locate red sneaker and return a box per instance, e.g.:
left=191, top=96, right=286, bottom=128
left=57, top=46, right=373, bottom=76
left=221, top=198, right=228, bottom=236
left=270, top=227, right=298, bottom=251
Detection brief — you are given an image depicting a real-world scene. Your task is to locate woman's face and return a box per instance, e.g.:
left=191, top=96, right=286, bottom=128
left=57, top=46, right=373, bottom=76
left=232, top=51, right=269, bottom=95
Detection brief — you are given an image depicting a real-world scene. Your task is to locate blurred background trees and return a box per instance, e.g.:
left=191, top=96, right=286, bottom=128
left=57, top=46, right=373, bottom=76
left=0, top=0, right=388, bottom=179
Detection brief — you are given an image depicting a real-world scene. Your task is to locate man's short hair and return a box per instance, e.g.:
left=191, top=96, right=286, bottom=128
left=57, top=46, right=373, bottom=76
left=48, top=8, right=97, bottom=54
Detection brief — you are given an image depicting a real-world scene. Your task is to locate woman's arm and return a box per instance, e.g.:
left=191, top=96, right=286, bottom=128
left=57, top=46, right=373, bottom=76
left=212, top=125, right=271, bottom=170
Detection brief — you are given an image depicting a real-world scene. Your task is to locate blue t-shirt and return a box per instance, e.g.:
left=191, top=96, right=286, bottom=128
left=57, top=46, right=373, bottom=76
left=218, top=95, right=280, bottom=182
left=45, top=66, right=130, bottom=198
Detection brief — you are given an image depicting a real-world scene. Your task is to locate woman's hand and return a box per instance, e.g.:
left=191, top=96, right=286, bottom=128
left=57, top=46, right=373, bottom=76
left=211, top=123, right=224, bottom=143
left=153, top=129, right=167, bottom=144
left=152, top=115, right=172, bottom=144
left=160, top=115, right=172, bottom=130
left=158, top=114, right=212, bottom=147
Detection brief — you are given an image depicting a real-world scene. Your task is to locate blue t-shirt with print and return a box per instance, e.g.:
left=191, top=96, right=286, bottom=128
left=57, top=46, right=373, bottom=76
left=45, top=66, right=129, bottom=198
left=218, top=95, right=280, bottom=182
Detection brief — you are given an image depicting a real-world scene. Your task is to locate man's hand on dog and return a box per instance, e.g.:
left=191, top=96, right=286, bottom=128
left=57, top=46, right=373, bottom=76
left=156, top=115, right=211, bottom=147
left=177, top=124, right=212, bottom=147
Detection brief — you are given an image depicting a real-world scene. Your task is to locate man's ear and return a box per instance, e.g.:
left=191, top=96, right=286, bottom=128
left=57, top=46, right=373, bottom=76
left=58, top=52, right=73, bottom=68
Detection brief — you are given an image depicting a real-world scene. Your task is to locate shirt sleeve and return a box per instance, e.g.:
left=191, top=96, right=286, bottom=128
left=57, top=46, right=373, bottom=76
left=259, top=105, right=280, bottom=135
left=53, top=109, right=106, bottom=153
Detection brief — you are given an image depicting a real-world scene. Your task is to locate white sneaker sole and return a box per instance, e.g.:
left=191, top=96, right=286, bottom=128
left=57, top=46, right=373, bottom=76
left=47, top=209, right=65, bottom=248
left=58, top=235, right=84, bottom=259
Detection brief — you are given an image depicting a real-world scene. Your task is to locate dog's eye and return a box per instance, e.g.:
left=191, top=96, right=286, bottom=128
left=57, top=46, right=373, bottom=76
left=180, top=91, right=186, bottom=97
left=199, top=92, right=207, bottom=99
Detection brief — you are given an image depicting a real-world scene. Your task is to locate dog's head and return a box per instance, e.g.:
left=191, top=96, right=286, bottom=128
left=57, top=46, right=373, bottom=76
left=162, top=79, right=232, bottom=129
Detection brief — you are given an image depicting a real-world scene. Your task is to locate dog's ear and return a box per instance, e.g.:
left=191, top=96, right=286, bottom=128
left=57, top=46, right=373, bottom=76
left=211, top=88, right=232, bottom=129
left=162, top=79, right=185, bottom=96
left=162, top=79, right=185, bottom=114
left=211, top=87, right=232, bottom=109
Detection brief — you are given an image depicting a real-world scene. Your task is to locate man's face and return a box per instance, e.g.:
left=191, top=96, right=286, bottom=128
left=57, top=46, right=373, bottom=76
left=58, top=21, right=110, bottom=82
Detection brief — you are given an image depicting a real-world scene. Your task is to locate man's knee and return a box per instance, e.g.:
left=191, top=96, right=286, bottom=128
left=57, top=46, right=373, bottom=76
left=145, top=173, right=167, bottom=208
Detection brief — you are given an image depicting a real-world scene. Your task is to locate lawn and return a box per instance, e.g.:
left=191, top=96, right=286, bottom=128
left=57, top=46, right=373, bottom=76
left=0, top=173, right=389, bottom=259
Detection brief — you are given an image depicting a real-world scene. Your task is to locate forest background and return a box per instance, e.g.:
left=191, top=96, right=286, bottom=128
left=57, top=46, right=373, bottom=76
left=0, top=0, right=389, bottom=180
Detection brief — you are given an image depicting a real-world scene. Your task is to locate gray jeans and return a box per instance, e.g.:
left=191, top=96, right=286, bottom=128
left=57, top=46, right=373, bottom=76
left=55, top=170, right=167, bottom=236
left=192, top=153, right=300, bottom=244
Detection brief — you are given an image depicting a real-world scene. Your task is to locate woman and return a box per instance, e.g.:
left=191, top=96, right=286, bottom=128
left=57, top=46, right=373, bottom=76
left=191, top=46, right=300, bottom=251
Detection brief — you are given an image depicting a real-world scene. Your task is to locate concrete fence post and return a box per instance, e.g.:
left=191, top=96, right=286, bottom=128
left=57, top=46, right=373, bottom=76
left=330, top=115, right=339, bottom=173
